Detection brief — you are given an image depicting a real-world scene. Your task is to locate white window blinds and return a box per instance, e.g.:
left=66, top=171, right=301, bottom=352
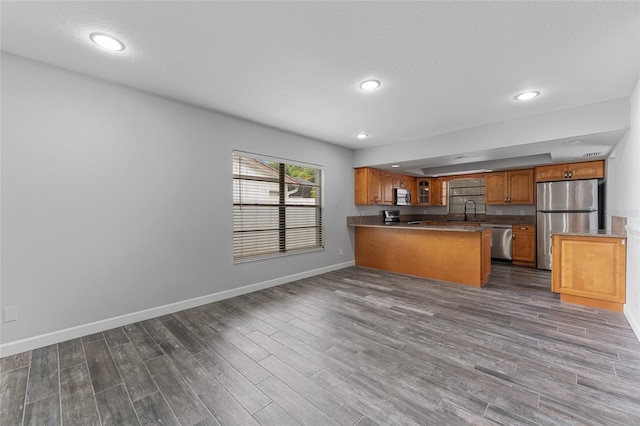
left=233, top=152, right=324, bottom=262
left=448, top=178, right=486, bottom=214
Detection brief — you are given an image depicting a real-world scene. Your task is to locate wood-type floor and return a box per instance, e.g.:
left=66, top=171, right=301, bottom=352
left=2, top=263, right=640, bottom=425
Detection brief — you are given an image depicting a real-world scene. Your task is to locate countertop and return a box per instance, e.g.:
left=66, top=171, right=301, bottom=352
left=348, top=222, right=489, bottom=232
left=553, top=229, right=627, bottom=239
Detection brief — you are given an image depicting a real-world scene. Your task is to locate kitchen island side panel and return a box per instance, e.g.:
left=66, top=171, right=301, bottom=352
left=354, top=226, right=490, bottom=287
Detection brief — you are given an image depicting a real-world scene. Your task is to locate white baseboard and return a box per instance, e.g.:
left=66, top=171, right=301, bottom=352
left=624, top=224, right=640, bottom=342
left=0, top=261, right=355, bottom=357
left=624, top=305, right=640, bottom=343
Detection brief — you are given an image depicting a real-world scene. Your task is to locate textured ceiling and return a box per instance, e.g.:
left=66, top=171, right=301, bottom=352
left=2, top=1, right=640, bottom=170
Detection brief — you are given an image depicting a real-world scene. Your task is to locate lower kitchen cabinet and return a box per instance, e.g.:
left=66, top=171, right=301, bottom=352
left=551, top=234, right=626, bottom=312
left=512, top=225, right=536, bottom=266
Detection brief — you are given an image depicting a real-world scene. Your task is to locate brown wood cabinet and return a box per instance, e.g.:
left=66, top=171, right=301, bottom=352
left=395, top=174, right=412, bottom=190
left=382, top=172, right=395, bottom=205
left=355, top=226, right=491, bottom=287
left=551, top=234, right=626, bottom=312
left=432, top=177, right=446, bottom=206
left=355, top=167, right=382, bottom=204
left=408, top=178, right=418, bottom=205
left=416, top=177, right=446, bottom=206
left=512, top=225, right=536, bottom=266
left=355, top=167, right=416, bottom=205
left=416, top=178, right=431, bottom=205
left=485, top=169, right=534, bottom=204
left=535, top=160, right=604, bottom=182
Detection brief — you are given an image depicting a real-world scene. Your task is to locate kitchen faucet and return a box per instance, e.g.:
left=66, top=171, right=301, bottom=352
left=464, top=200, right=477, bottom=222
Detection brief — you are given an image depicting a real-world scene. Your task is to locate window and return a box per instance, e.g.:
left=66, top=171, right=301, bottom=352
left=233, top=151, right=324, bottom=262
left=448, top=178, right=486, bottom=214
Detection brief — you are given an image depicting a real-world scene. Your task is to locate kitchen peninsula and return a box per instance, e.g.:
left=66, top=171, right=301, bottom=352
left=350, top=222, right=491, bottom=287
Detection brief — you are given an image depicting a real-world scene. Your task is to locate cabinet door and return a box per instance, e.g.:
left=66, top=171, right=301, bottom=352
left=507, top=169, right=534, bottom=204
left=367, top=168, right=383, bottom=204
left=535, top=164, right=568, bottom=182
left=395, top=174, right=410, bottom=189
left=408, top=177, right=418, bottom=205
left=416, top=178, right=431, bottom=205
left=512, top=225, right=536, bottom=262
left=568, top=160, right=605, bottom=180
left=381, top=173, right=395, bottom=205
left=485, top=172, right=508, bottom=204
left=354, top=168, right=368, bottom=204
left=551, top=235, right=626, bottom=303
left=432, top=177, right=444, bottom=205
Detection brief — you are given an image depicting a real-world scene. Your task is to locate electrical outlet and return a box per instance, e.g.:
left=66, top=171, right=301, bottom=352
left=3, top=306, right=18, bottom=323
left=520, top=209, right=525, bottom=215
left=339, top=248, right=343, bottom=256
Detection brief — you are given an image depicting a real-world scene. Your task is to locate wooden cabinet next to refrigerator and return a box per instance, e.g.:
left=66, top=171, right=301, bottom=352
left=535, top=160, right=604, bottom=182
left=512, top=225, right=536, bottom=266
left=551, top=234, right=626, bottom=312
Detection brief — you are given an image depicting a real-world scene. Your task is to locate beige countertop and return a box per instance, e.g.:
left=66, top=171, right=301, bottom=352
left=348, top=222, right=489, bottom=232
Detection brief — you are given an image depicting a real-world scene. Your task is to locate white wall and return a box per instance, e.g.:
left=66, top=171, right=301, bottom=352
left=354, top=98, right=630, bottom=168
left=0, top=53, right=358, bottom=355
left=607, top=76, right=640, bottom=339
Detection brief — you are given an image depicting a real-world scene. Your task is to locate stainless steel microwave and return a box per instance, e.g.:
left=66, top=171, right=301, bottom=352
left=394, top=188, right=411, bottom=205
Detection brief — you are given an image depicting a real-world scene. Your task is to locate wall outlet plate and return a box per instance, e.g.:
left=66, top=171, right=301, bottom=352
left=3, top=306, right=18, bottom=323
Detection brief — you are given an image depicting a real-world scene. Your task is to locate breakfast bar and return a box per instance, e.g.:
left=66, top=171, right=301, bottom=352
left=352, top=223, right=491, bottom=287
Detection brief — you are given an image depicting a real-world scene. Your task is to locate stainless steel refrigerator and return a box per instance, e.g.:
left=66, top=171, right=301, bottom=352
left=536, top=179, right=600, bottom=270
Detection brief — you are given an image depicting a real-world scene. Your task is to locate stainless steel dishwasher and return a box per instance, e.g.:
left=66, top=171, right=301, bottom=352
left=485, top=224, right=513, bottom=260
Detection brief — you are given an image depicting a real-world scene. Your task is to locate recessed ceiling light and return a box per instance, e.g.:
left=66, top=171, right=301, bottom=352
left=356, top=133, right=369, bottom=139
left=566, top=139, right=583, bottom=145
left=391, top=164, right=400, bottom=168
left=90, top=33, right=125, bottom=51
left=359, top=80, right=381, bottom=90
left=514, top=91, right=540, bottom=101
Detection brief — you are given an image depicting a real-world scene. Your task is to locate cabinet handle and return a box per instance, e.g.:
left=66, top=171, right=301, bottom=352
left=512, top=234, right=516, bottom=239
left=569, top=170, right=573, bottom=179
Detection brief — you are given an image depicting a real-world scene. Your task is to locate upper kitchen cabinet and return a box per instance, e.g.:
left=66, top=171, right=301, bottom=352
left=382, top=172, right=395, bottom=205
left=416, top=177, right=446, bottom=206
left=382, top=172, right=415, bottom=205
left=355, top=167, right=383, bottom=204
left=416, top=178, right=431, bottom=205
left=432, top=177, right=447, bottom=206
left=535, top=160, right=604, bottom=182
left=394, top=174, right=412, bottom=190
left=355, top=168, right=415, bottom=205
left=485, top=169, right=534, bottom=204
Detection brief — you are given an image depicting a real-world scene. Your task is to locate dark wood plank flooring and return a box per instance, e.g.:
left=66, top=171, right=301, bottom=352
left=2, top=263, right=640, bottom=425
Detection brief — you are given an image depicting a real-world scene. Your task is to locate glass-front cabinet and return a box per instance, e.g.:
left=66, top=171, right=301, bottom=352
left=416, top=177, right=446, bottom=206
left=417, top=178, right=430, bottom=205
